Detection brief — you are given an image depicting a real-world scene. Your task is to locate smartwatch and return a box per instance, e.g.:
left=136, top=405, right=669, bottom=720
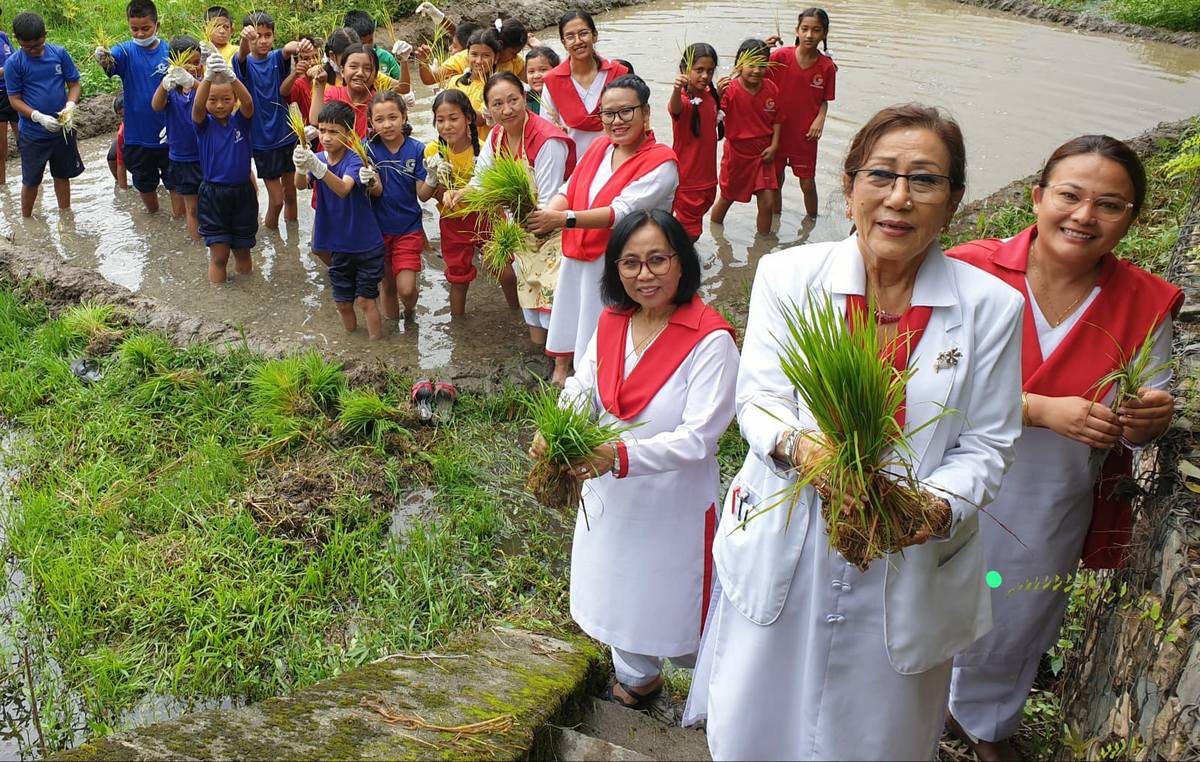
left=564, top=210, right=577, bottom=229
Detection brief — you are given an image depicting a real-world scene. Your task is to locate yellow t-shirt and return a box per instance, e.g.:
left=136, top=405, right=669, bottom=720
left=446, top=72, right=492, bottom=140
left=424, top=141, right=477, bottom=212
left=214, top=42, right=236, bottom=63
left=439, top=48, right=525, bottom=81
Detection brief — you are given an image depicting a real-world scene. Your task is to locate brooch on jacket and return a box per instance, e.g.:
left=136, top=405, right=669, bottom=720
left=934, top=347, right=962, bottom=372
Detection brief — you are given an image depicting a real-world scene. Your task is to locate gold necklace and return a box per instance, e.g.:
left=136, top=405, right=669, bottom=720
left=1028, top=242, right=1094, bottom=328
left=631, top=314, right=670, bottom=356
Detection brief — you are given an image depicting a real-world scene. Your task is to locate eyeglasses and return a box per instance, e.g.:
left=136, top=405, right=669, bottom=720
left=561, top=29, right=594, bottom=43
left=616, top=253, right=676, bottom=277
left=1041, top=183, right=1133, bottom=222
left=848, top=168, right=954, bottom=201
left=599, top=105, right=644, bottom=124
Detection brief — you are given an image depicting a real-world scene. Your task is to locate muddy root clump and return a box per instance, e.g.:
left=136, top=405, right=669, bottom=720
left=526, top=456, right=581, bottom=514
left=820, top=476, right=951, bottom=571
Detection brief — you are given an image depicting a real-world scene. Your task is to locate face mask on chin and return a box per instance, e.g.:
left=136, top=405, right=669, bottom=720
left=132, top=34, right=159, bottom=48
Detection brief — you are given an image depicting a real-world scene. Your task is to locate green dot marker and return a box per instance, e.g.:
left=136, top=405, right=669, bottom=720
left=986, top=570, right=1003, bottom=589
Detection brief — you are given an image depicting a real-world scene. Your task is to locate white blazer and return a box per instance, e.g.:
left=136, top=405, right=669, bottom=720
left=714, top=235, right=1025, bottom=674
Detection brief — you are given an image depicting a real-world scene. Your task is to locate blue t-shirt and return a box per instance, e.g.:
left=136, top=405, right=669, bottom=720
left=0, top=32, right=15, bottom=91
left=369, top=137, right=427, bottom=236
left=165, top=89, right=200, bottom=162
left=196, top=112, right=253, bottom=185
left=109, top=39, right=169, bottom=147
left=312, top=151, right=384, bottom=253
left=234, top=49, right=295, bottom=150
left=5, top=44, right=80, bottom=140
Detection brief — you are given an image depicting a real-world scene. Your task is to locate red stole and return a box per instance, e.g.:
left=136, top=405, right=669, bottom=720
left=488, top=112, right=578, bottom=181
left=948, top=225, right=1184, bottom=568
left=596, top=296, right=734, bottom=421
left=563, top=136, right=676, bottom=262
left=844, top=295, right=933, bottom=429
left=542, top=56, right=629, bottom=132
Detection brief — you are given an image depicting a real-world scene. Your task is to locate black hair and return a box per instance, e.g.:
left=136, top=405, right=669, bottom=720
left=796, top=7, right=830, bottom=51
left=204, top=6, right=230, bottom=21
left=343, top=10, right=375, bottom=39
left=432, top=89, right=480, bottom=156
left=458, top=29, right=501, bottom=86
left=497, top=18, right=528, bottom=51
left=340, top=42, right=379, bottom=83
left=11, top=12, right=45, bottom=42
left=1039, top=134, right=1147, bottom=216
left=317, top=99, right=356, bottom=131
left=126, top=0, right=157, bottom=21
left=483, top=71, right=524, bottom=105
left=601, top=210, right=701, bottom=309
left=324, top=27, right=360, bottom=80
left=525, top=46, right=559, bottom=68
left=369, top=90, right=413, bottom=137
left=557, top=8, right=597, bottom=38
left=242, top=10, right=274, bottom=30
left=678, top=43, right=723, bottom=141
left=613, top=59, right=634, bottom=75
left=604, top=73, right=650, bottom=106
left=735, top=38, right=770, bottom=64
left=169, top=34, right=201, bottom=59
left=453, top=21, right=481, bottom=49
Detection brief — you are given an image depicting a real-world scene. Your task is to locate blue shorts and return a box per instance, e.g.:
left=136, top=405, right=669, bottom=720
left=329, top=247, right=385, bottom=303
left=252, top=142, right=296, bottom=180
left=167, top=160, right=202, bottom=195
left=198, top=181, right=258, bottom=250
left=123, top=144, right=170, bottom=193
left=18, top=131, right=84, bottom=188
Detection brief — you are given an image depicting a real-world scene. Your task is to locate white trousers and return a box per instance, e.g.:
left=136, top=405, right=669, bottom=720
left=612, top=646, right=696, bottom=689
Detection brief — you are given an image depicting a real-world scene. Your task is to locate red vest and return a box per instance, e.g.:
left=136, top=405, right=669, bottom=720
left=563, top=136, right=676, bottom=262
left=597, top=295, right=735, bottom=421
left=542, top=56, right=629, bottom=132
left=948, top=225, right=1183, bottom=569
left=488, top=111, right=578, bottom=181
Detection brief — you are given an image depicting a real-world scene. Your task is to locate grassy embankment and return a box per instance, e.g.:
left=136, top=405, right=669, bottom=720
left=5, top=0, right=418, bottom=98
left=1034, top=0, right=1200, bottom=31
left=0, top=292, right=571, bottom=755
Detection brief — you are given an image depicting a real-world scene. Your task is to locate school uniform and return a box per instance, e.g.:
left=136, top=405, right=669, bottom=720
left=684, top=237, right=1025, bottom=760
left=287, top=75, right=313, bottom=135
left=165, top=89, right=201, bottom=195
left=4, top=44, right=84, bottom=188
left=539, top=56, right=628, bottom=158
left=438, top=49, right=524, bottom=82
left=445, top=72, right=491, bottom=140
left=0, top=32, right=20, bottom=125
left=544, top=136, right=678, bottom=361
left=947, top=226, right=1183, bottom=743
left=195, top=112, right=257, bottom=250
left=424, top=141, right=487, bottom=285
left=320, top=86, right=371, bottom=138
left=311, top=150, right=384, bottom=302
left=235, top=49, right=298, bottom=179
left=370, top=136, right=427, bottom=275
left=767, top=48, right=836, bottom=179
left=564, top=296, right=738, bottom=686
left=108, top=39, right=170, bottom=193
left=670, top=90, right=719, bottom=239
left=718, top=79, right=782, bottom=203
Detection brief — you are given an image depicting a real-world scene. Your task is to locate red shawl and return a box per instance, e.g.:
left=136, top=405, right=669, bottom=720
left=542, top=56, right=629, bottom=132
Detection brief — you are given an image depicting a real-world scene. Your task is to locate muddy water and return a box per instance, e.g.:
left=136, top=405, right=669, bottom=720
left=2, top=0, right=1198, bottom=379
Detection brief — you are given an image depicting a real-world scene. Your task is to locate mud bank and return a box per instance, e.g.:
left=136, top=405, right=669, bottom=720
left=955, top=0, right=1200, bottom=47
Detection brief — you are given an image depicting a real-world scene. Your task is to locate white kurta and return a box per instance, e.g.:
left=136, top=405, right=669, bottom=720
left=684, top=237, right=1025, bottom=760
left=948, top=295, right=1173, bottom=742
left=538, top=72, right=606, bottom=158
left=544, top=149, right=679, bottom=359
left=564, top=325, right=739, bottom=656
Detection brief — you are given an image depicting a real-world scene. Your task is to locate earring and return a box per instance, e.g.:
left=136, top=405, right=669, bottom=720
left=643, top=121, right=650, bottom=135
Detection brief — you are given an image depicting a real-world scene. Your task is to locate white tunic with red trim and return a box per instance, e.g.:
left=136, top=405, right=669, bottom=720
left=562, top=304, right=739, bottom=657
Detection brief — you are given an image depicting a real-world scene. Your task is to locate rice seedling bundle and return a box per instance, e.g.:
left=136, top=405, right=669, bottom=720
left=458, top=154, right=539, bottom=224
left=168, top=47, right=195, bottom=71
left=1088, top=323, right=1170, bottom=468
left=339, top=131, right=374, bottom=168
left=93, top=27, right=114, bottom=50
left=480, top=218, right=529, bottom=277
left=428, top=22, right=453, bottom=72
left=286, top=103, right=309, bottom=145
left=774, top=292, right=950, bottom=570
left=733, top=48, right=775, bottom=75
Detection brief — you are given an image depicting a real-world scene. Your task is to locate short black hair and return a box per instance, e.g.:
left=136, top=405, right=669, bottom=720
left=601, top=209, right=701, bottom=310
left=204, top=5, right=230, bottom=21
left=242, top=10, right=274, bottom=29
left=12, top=12, right=45, bottom=42
left=525, top=46, right=559, bottom=67
left=453, top=21, right=481, bottom=49
left=343, top=10, right=375, bottom=38
left=317, top=100, right=356, bottom=131
left=604, top=73, right=649, bottom=106
left=497, top=18, right=528, bottom=51
left=613, top=59, right=634, bottom=75
left=126, top=0, right=157, bottom=21
left=169, top=34, right=201, bottom=59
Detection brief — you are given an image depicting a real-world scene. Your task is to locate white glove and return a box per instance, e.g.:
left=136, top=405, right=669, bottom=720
left=415, top=2, right=445, bottom=24
left=402, top=91, right=416, bottom=107
left=30, top=110, right=61, bottom=132
left=391, top=39, right=412, bottom=59
left=175, top=68, right=197, bottom=90
left=358, top=164, right=378, bottom=187
left=159, top=67, right=177, bottom=90
left=94, top=46, right=115, bottom=70
left=303, top=125, right=319, bottom=144
left=423, top=153, right=447, bottom=179
left=294, top=145, right=327, bottom=179
left=60, top=101, right=77, bottom=119
left=204, top=52, right=230, bottom=81
left=199, top=40, right=214, bottom=57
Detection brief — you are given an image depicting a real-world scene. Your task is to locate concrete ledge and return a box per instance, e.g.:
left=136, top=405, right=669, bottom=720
left=54, top=628, right=604, bottom=761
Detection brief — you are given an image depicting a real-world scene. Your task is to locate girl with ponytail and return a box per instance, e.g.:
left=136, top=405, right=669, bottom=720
left=668, top=43, right=725, bottom=241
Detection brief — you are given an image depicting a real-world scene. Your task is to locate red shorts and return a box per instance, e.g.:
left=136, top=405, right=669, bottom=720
left=719, top=142, right=778, bottom=203
left=440, top=213, right=488, bottom=285
left=385, top=231, right=425, bottom=274
left=777, top=138, right=819, bottom=180
left=672, top=185, right=717, bottom=239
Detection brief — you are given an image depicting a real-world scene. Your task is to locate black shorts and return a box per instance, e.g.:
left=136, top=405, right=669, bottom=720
left=329, top=247, right=385, bottom=302
left=0, top=91, right=19, bottom=123
left=167, top=160, right=202, bottom=195
left=198, top=181, right=258, bottom=250
left=123, top=143, right=170, bottom=193
left=252, top=142, right=296, bottom=180
left=18, top=132, right=84, bottom=188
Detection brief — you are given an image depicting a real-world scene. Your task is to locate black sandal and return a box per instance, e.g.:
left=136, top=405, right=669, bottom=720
left=603, top=680, right=662, bottom=712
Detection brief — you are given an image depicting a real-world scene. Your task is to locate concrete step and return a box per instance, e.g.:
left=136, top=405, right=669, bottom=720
left=551, top=726, right=652, bottom=761
left=575, top=697, right=711, bottom=762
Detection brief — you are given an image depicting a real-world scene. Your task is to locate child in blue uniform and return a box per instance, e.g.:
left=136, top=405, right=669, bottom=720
left=293, top=100, right=386, bottom=340
left=151, top=35, right=203, bottom=240
left=192, top=52, right=257, bottom=284
left=0, top=19, right=19, bottom=184
left=5, top=12, right=84, bottom=218
left=95, top=0, right=170, bottom=214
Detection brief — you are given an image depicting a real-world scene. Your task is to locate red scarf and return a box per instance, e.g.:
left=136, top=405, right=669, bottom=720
left=596, top=296, right=734, bottom=421
left=488, top=111, right=578, bottom=180
left=844, top=295, right=932, bottom=429
left=563, top=135, right=676, bottom=262
left=542, top=56, right=629, bottom=132
left=948, top=225, right=1183, bottom=568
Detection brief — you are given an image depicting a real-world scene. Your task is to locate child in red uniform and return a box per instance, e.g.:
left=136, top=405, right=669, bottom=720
left=768, top=8, right=835, bottom=218
left=710, top=39, right=782, bottom=236
left=669, top=42, right=724, bottom=241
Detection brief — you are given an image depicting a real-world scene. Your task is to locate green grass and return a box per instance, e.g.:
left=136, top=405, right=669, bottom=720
left=1012, top=0, right=1200, bottom=31
left=0, top=283, right=570, bottom=755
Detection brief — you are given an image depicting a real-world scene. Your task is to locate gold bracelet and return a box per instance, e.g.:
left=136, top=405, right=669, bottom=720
left=1021, top=393, right=1032, bottom=427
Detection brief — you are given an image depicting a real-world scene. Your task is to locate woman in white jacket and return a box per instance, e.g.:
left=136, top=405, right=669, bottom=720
left=685, top=104, right=1025, bottom=760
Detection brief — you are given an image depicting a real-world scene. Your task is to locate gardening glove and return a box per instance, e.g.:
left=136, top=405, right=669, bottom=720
left=303, top=125, right=319, bottom=144
left=204, top=52, right=230, bottom=81
left=60, top=101, right=77, bottom=120
left=423, top=153, right=447, bottom=184
left=159, top=66, right=178, bottom=90
left=293, top=145, right=326, bottom=179
left=415, top=2, right=445, bottom=25
left=30, top=110, right=62, bottom=132
left=174, top=68, right=197, bottom=90
left=358, top=164, right=378, bottom=187
left=391, top=39, right=413, bottom=59
left=94, top=46, right=115, bottom=70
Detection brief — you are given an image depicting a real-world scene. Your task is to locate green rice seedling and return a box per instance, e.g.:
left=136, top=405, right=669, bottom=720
left=339, top=130, right=374, bottom=169
left=168, top=46, right=195, bottom=71
left=286, top=102, right=308, bottom=145
left=1088, top=322, right=1171, bottom=468
left=116, top=334, right=173, bottom=377
left=93, top=27, right=113, bottom=50
left=249, top=356, right=311, bottom=417
left=771, top=292, right=951, bottom=570
left=60, top=302, right=118, bottom=343
left=733, top=47, right=775, bottom=76
left=297, top=350, right=345, bottom=411
left=457, top=154, right=539, bottom=224
left=337, top=388, right=406, bottom=442
left=679, top=39, right=697, bottom=75
left=480, top=218, right=527, bottom=278
left=427, top=21, right=452, bottom=71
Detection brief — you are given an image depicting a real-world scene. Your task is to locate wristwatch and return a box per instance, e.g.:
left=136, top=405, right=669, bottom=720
left=564, top=210, right=577, bottom=229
